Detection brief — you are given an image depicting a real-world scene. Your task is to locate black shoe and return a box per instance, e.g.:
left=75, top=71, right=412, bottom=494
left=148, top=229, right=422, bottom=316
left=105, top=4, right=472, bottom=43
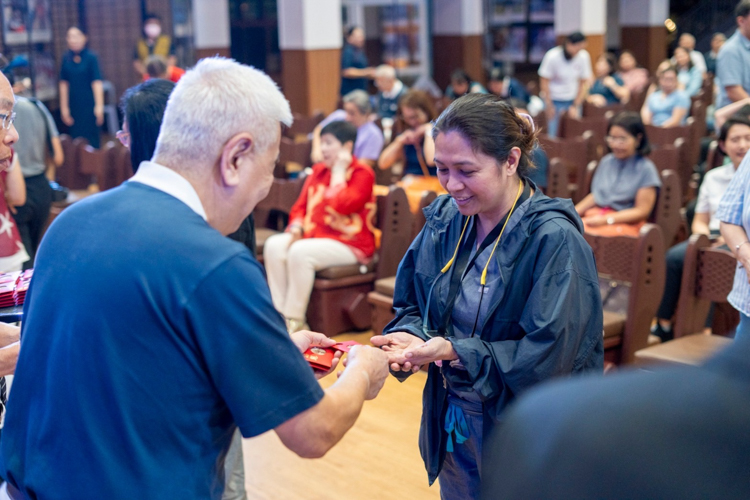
left=651, top=322, right=673, bottom=342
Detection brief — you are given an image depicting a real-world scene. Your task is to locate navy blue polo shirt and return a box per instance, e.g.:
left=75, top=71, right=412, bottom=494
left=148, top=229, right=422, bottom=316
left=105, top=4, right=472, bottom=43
left=0, top=181, right=324, bottom=498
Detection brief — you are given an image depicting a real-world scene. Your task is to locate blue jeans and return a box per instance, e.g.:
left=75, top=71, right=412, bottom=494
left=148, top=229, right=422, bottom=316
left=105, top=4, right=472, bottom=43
left=737, top=312, right=750, bottom=340
left=547, top=99, right=575, bottom=138
left=439, top=396, right=483, bottom=500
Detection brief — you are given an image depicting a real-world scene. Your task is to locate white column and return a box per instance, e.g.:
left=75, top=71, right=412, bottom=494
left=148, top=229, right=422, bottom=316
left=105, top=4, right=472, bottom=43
left=432, top=0, right=483, bottom=36
left=619, top=0, right=669, bottom=28
left=192, top=0, right=230, bottom=50
left=278, top=0, right=342, bottom=51
left=554, top=0, right=606, bottom=37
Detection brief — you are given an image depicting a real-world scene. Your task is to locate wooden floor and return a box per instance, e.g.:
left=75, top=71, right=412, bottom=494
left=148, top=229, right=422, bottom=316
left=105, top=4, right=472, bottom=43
left=242, top=331, right=441, bottom=499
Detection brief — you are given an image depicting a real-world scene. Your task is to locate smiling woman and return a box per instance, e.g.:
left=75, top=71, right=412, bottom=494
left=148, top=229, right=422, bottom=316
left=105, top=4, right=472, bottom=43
left=371, top=93, right=604, bottom=499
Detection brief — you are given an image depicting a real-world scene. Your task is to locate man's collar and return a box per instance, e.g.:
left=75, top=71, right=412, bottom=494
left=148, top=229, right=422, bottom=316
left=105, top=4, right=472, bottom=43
left=129, top=161, right=207, bottom=220
left=382, top=80, right=404, bottom=99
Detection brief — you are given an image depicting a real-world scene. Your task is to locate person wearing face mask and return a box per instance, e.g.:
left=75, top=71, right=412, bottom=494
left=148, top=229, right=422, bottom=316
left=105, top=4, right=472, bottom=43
left=59, top=27, right=104, bottom=148
left=651, top=115, right=750, bottom=341
left=133, top=13, right=176, bottom=79
left=371, top=94, right=602, bottom=499
left=575, top=112, right=661, bottom=236
left=538, top=31, right=593, bottom=137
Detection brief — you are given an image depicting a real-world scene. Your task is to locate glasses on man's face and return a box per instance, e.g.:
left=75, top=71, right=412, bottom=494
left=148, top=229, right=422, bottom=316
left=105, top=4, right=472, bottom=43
left=0, top=112, right=16, bottom=130
left=116, top=130, right=130, bottom=148
left=605, top=135, right=630, bottom=145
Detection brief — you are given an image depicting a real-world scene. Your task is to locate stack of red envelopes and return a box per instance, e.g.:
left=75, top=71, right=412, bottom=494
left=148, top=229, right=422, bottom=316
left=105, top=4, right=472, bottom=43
left=13, top=269, right=33, bottom=306
left=304, top=341, right=361, bottom=371
left=0, top=271, right=19, bottom=308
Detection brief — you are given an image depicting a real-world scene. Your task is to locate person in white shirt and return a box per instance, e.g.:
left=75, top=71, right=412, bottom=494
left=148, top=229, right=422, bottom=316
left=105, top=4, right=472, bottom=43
left=652, top=114, right=750, bottom=341
left=538, top=31, right=593, bottom=137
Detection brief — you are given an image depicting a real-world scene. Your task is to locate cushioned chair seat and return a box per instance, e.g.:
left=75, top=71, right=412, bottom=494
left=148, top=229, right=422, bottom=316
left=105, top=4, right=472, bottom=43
left=375, top=276, right=396, bottom=296
left=315, top=257, right=377, bottom=279
left=602, top=310, right=625, bottom=339
left=634, top=334, right=732, bottom=366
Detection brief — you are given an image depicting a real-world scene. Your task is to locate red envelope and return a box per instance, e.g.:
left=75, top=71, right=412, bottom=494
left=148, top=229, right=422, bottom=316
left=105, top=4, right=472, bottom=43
left=303, top=346, right=336, bottom=371
left=332, top=340, right=360, bottom=353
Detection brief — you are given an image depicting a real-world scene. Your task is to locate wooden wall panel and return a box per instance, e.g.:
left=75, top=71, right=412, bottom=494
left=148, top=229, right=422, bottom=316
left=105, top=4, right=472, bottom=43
left=195, top=48, right=231, bottom=60
left=144, top=0, right=173, bottom=33
left=621, top=26, right=667, bottom=74
left=432, top=35, right=484, bottom=91
left=85, top=0, right=142, bottom=102
left=555, top=34, right=606, bottom=71
left=281, top=48, right=340, bottom=116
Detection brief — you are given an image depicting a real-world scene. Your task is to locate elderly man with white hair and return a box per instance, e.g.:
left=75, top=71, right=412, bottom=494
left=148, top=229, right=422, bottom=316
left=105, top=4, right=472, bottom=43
left=372, top=64, right=407, bottom=119
left=0, top=58, right=389, bottom=500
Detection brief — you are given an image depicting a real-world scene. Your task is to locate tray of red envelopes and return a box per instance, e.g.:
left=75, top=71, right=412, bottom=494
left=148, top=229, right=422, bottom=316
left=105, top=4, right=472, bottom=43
left=0, top=269, right=33, bottom=323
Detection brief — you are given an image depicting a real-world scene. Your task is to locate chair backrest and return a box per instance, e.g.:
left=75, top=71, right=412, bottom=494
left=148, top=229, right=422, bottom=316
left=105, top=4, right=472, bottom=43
left=651, top=169, right=682, bottom=247
left=376, top=186, right=413, bottom=280
left=626, top=88, right=648, bottom=113
left=560, top=115, right=606, bottom=159
left=97, top=141, right=121, bottom=191
left=277, top=138, right=312, bottom=178
left=78, top=144, right=105, bottom=188
left=412, top=190, right=437, bottom=239
left=645, top=122, right=691, bottom=147
left=538, top=132, right=594, bottom=203
left=582, top=102, right=625, bottom=118
left=648, top=141, right=680, bottom=173
left=673, top=234, right=738, bottom=338
left=576, top=160, right=599, bottom=201
left=585, top=224, right=666, bottom=364
left=57, top=136, right=91, bottom=190
left=287, top=111, right=324, bottom=140
left=545, top=157, right=571, bottom=199
left=255, top=175, right=306, bottom=230
left=705, top=140, right=725, bottom=173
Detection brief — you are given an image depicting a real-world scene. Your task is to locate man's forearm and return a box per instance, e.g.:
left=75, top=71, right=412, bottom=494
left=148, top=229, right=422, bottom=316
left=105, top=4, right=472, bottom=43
left=275, top=366, right=370, bottom=458
left=0, top=342, right=19, bottom=376
left=0, top=323, right=20, bottom=348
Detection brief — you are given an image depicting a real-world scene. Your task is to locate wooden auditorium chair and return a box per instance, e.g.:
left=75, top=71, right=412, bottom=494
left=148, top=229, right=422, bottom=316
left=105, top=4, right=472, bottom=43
left=635, top=234, right=736, bottom=366
left=368, top=190, right=438, bottom=335
left=307, top=186, right=413, bottom=335
left=585, top=224, right=666, bottom=365
left=545, top=158, right=571, bottom=199
left=538, top=131, right=594, bottom=202
left=286, top=111, right=324, bottom=141
left=651, top=169, right=682, bottom=247
left=560, top=114, right=607, bottom=159
left=254, top=175, right=307, bottom=261
left=582, top=102, right=625, bottom=118
left=276, top=137, right=312, bottom=178
left=56, top=135, right=92, bottom=191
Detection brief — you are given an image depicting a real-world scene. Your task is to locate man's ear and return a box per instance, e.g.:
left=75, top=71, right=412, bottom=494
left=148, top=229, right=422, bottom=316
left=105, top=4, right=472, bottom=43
left=219, top=132, right=254, bottom=187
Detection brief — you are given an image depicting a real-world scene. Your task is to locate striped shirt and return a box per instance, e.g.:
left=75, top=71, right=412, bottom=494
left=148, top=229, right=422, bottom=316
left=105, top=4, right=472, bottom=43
left=716, top=152, right=750, bottom=315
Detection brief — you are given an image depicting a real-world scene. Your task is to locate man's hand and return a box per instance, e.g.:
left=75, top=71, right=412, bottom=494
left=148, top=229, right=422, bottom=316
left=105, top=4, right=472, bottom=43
left=291, top=330, right=336, bottom=353
left=568, top=106, right=581, bottom=119
left=343, top=345, right=389, bottom=400
left=371, top=332, right=425, bottom=373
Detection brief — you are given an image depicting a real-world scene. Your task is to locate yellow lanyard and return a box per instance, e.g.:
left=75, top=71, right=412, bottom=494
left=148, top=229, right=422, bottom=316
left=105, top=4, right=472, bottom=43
left=441, top=179, right=524, bottom=284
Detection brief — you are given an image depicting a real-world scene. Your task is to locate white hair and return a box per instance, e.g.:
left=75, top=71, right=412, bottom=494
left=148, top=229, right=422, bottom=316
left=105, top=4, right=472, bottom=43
left=343, top=89, right=372, bottom=115
left=374, top=64, right=396, bottom=79
left=154, top=57, right=292, bottom=169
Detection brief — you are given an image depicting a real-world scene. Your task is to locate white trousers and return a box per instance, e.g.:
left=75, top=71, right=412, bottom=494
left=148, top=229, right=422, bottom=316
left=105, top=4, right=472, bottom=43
left=263, top=234, right=358, bottom=321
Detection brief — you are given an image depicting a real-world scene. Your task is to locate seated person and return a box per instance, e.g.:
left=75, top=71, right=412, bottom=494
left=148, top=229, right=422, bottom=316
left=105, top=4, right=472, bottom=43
left=264, top=121, right=376, bottom=333
left=371, top=64, right=407, bottom=120
left=587, top=53, right=629, bottom=107
left=312, top=90, right=384, bottom=167
left=616, top=50, right=650, bottom=95
left=444, top=69, right=487, bottom=100
left=575, top=112, right=661, bottom=236
left=642, top=64, right=690, bottom=127
left=487, top=66, right=530, bottom=105
left=509, top=98, right=548, bottom=188
left=378, top=90, right=436, bottom=176
left=144, top=55, right=185, bottom=83
left=674, top=46, right=703, bottom=97
left=652, top=115, right=750, bottom=341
